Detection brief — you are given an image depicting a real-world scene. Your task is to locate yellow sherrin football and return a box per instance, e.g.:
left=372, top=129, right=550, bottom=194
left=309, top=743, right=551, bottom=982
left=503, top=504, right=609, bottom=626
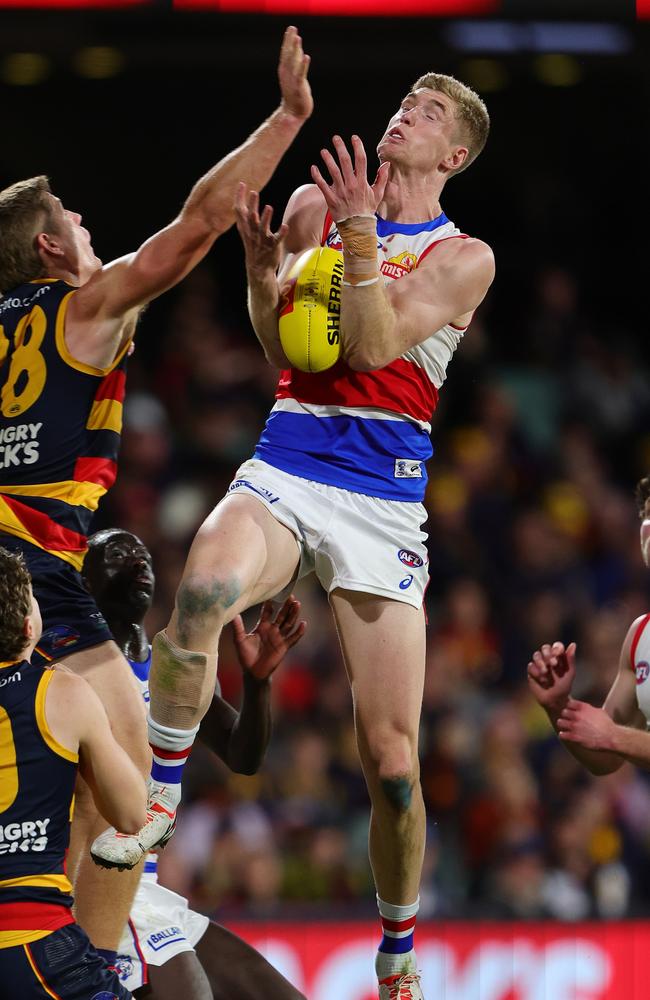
left=278, top=246, right=344, bottom=373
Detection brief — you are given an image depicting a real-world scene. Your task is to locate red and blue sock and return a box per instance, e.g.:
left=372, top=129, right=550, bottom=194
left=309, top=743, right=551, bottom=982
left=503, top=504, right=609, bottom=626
left=147, top=716, right=199, bottom=807
left=375, top=895, right=419, bottom=981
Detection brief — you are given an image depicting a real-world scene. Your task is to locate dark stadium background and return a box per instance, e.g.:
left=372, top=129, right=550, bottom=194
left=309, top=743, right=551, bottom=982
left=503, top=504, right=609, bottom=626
left=1, top=4, right=650, bottom=997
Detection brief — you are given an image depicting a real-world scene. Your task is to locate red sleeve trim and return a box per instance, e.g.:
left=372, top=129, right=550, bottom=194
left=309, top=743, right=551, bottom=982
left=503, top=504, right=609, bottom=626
left=320, top=211, right=333, bottom=247
left=630, top=613, right=650, bottom=671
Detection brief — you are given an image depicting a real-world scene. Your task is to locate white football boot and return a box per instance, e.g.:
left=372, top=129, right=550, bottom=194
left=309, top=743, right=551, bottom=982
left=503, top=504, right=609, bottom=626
left=90, top=784, right=177, bottom=871
left=378, top=972, right=424, bottom=1000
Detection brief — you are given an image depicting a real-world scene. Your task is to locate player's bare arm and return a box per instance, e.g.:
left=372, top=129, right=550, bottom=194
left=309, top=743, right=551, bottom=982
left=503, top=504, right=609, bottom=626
left=198, top=597, right=305, bottom=773
left=64, top=26, right=312, bottom=371
left=528, top=624, right=645, bottom=775
left=311, top=134, right=494, bottom=371
left=46, top=669, right=147, bottom=833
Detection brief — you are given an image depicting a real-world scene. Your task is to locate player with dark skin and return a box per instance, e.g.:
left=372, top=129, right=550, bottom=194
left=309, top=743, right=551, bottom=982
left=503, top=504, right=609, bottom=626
left=82, top=528, right=306, bottom=1000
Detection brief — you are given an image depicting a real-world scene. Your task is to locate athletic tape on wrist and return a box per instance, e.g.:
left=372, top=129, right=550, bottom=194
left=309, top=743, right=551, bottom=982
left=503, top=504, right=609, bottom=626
left=342, top=276, right=380, bottom=287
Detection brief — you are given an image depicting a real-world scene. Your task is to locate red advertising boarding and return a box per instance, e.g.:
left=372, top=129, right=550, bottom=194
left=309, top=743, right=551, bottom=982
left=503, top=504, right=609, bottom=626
left=173, top=0, right=498, bottom=12
left=229, top=920, right=650, bottom=999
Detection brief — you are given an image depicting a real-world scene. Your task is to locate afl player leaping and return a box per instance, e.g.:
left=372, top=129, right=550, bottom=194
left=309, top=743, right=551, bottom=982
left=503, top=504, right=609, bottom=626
left=102, top=72, right=495, bottom=999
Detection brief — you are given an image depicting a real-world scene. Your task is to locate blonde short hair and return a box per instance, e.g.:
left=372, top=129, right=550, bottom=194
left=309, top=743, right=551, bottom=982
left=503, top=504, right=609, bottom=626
left=0, top=175, right=54, bottom=294
left=411, top=72, right=490, bottom=174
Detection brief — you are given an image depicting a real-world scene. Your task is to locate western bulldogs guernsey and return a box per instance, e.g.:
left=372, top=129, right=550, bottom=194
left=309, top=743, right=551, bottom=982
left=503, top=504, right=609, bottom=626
left=255, top=211, right=469, bottom=502
left=0, top=660, right=77, bottom=947
left=631, top=614, right=650, bottom=721
left=0, top=280, right=129, bottom=570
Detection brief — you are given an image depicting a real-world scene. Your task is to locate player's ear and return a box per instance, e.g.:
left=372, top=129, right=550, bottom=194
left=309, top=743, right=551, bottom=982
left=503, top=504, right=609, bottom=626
left=440, top=145, right=468, bottom=175
left=23, top=616, right=33, bottom=640
left=36, top=230, right=66, bottom=259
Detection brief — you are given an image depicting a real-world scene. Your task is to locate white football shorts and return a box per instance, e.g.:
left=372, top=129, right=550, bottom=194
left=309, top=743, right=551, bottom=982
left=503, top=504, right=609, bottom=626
left=227, top=458, right=429, bottom=609
left=114, top=877, right=210, bottom=993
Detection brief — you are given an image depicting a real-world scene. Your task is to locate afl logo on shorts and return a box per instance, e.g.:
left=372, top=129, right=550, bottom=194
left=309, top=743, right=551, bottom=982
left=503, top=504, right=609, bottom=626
left=398, top=549, right=423, bottom=569
left=636, top=661, right=650, bottom=685
left=91, top=993, right=119, bottom=1000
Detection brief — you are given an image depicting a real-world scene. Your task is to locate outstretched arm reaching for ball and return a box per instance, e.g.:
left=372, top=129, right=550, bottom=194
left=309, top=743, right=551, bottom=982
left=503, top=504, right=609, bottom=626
left=65, top=26, right=313, bottom=370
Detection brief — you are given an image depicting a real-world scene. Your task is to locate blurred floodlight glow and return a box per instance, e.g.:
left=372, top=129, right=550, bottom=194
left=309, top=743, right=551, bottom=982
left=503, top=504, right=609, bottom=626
left=73, top=47, right=124, bottom=79
left=446, top=20, right=631, bottom=55
left=534, top=54, right=582, bottom=87
left=459, top=58, right=509, bottom=92
left=2, top=52, right=50, bottom=85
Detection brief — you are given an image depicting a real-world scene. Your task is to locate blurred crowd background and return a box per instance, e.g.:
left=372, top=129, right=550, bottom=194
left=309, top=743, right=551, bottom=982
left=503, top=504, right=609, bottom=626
left=2, top=3, right=649, bottom=924
left=103, top=256, right=650, bottom=923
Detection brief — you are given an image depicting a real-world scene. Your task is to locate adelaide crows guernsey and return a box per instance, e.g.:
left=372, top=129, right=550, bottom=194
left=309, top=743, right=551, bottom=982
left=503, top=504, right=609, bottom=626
left=0, top=280, right=129, bottom=570
left=255, top=211, right=469, bottom=502
left=0, top=660, right=78, bottom=947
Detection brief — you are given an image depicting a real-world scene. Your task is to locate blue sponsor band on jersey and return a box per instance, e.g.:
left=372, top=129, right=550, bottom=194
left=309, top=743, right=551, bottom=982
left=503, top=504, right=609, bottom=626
left=255, top=410, right=432, bottom=501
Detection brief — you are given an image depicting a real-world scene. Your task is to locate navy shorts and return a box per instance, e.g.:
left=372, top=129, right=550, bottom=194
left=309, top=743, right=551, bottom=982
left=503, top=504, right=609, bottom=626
left=0, top=922, right=132, bottom=999
left=0, top=535, right=113, bottom=667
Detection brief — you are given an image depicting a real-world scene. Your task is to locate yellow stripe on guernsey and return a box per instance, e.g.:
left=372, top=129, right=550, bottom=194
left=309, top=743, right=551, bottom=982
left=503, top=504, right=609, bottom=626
left=0, top=874, right=72, bottom=894
left=0, top=928, right=51, bottom=948
left=0, top=498, right=84, bottom=571
left=86, top=396, right=123, bottom=434
left=0, top=481, right=105, bottom=511
left=34, top=672, right=79, bottom=764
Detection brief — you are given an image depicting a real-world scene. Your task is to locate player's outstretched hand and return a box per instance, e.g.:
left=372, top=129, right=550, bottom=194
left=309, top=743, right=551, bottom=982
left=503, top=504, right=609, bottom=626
left=311, top=134, right=391, bottom=223
left=556, top=698, right=617, bottom=750
left=232, top=596, right=306, bottom=682
left=278, top=25, right=313, bottom=121
left=235, top=184, right=287, bottom=278
left=527, top=640, right=576, bottom=710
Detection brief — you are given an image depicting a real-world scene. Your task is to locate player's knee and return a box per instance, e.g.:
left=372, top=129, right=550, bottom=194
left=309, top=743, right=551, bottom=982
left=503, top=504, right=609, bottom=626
left=175, top=571, right=242, bottom=643
left=365, top=729, right=419, bottom=812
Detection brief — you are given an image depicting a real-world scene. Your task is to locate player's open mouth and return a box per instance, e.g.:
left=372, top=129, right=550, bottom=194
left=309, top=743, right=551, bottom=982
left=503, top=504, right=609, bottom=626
left=387, top=129, right=405, bottom=141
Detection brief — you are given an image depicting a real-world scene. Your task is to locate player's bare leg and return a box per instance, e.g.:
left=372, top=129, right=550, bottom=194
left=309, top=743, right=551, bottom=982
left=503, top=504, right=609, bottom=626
left=134, top=952, right=212, bottom=999
left=134, top=923, right=306, bottom=1000
left=330, top=590, right=426, bottom=995
left=62, top=641, right=150, bottom=951
left=92, top=494, right=300, bottom=868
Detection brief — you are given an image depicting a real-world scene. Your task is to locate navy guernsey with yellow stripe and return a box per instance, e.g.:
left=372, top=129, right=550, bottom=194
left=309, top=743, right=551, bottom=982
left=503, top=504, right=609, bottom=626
left=0, top=659, right=78, bottom=948
left=0, top=279, right=129, bottom=570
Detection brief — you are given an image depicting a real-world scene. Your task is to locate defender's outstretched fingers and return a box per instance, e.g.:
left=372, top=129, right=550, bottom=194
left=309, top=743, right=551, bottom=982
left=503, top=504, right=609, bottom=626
left=276, top=597, right=301, bottom=634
